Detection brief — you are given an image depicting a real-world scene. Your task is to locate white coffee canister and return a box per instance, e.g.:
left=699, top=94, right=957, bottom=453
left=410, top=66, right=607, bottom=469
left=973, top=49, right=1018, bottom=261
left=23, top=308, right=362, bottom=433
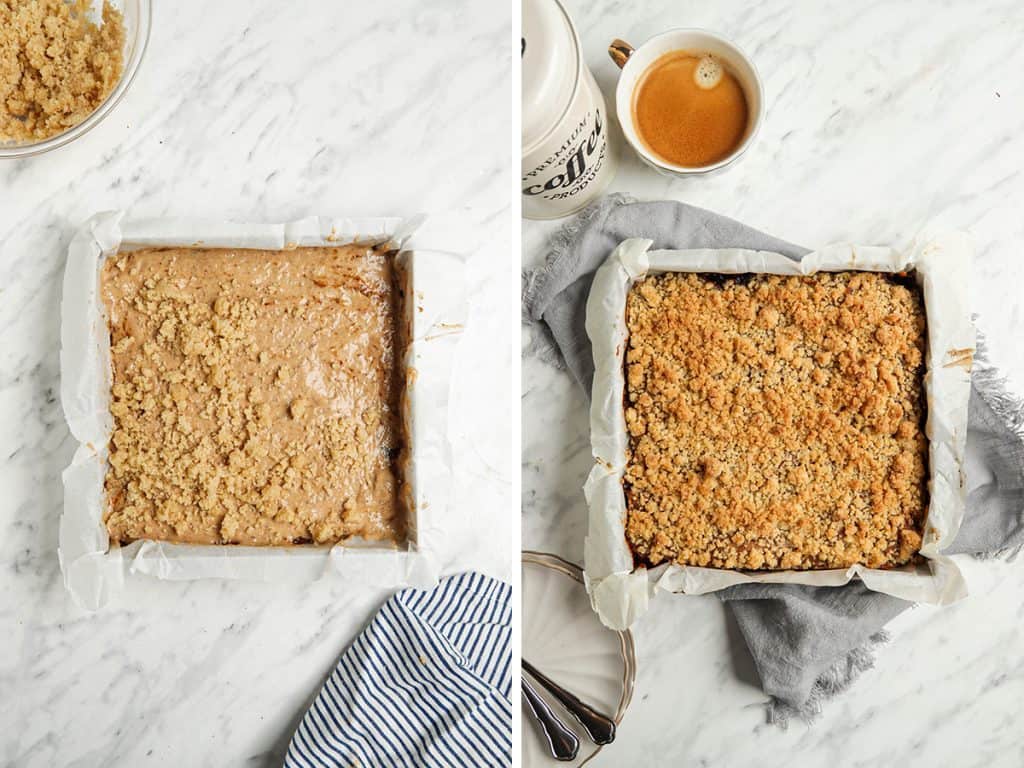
left=522, top=0, right=618, bottom=220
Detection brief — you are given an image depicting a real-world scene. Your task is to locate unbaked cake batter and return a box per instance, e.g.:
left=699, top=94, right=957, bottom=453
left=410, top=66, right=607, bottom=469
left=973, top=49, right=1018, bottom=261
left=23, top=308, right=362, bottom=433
left=101, top=245, right=406, bottom=546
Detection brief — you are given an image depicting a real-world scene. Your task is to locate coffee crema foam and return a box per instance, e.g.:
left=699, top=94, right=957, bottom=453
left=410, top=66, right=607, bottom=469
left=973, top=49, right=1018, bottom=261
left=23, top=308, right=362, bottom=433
left=632, top=50, right=748, bottom=168
left=693, top=56, right=723, bottom=90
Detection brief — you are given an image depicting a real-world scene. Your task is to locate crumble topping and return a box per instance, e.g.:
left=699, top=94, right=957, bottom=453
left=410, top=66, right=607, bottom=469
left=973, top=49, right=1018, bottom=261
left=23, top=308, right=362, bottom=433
left=0, top=0, right=124, bottom=142
left=623, top=271, right=928, bottom=570
left=101, top=245, right=407, bottom=546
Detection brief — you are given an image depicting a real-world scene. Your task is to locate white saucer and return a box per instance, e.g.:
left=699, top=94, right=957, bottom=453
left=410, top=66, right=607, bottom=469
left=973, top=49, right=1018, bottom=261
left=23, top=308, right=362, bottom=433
left=522, top=551, right=636, bottom=767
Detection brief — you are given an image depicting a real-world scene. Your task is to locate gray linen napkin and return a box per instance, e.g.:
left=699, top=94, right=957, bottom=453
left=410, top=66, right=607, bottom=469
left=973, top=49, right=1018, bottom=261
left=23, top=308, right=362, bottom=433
left=523, top=193, right=1024, bottom=724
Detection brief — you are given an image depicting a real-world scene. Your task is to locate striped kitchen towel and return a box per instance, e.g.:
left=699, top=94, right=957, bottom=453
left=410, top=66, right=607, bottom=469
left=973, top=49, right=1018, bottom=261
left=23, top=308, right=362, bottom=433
left=286, top=571, right=512, bottom=768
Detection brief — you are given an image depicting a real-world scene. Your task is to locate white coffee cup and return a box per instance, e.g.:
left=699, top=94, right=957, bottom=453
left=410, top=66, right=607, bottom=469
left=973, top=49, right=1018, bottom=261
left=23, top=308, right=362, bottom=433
left=609, top=29, right=764, bottom=177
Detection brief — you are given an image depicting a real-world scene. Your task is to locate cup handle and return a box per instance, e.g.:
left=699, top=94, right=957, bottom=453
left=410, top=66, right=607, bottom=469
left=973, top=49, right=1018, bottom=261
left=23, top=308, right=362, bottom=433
left=608, top=39, right=635, bottom=69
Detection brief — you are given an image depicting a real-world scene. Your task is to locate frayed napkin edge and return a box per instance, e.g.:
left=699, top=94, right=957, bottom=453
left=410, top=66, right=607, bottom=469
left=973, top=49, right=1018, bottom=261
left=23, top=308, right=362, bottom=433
left=968, top=327, right=1024, bottom=561
left=765, top=630, right=891, bottom=728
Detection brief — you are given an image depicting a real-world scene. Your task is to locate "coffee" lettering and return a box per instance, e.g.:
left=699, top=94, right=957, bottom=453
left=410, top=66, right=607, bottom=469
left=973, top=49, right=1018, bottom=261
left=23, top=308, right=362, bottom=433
left=522, top=109, right=604, bottom=196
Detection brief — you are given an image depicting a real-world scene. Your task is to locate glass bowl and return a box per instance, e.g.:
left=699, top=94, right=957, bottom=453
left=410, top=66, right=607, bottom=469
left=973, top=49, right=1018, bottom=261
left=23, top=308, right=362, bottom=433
left=0, top=0, right=151, bottom=159
left=522, top=551, right=636, bottom=767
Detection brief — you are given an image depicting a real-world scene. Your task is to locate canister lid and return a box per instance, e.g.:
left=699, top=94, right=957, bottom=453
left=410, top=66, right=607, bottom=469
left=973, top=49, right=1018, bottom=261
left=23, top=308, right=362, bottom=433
left=522, top=0, right=581, bottom=153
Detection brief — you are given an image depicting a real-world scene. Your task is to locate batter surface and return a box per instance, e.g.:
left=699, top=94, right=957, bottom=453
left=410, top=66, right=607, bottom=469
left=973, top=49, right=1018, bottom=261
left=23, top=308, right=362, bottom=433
left=101, top=245, right=407, bottom=546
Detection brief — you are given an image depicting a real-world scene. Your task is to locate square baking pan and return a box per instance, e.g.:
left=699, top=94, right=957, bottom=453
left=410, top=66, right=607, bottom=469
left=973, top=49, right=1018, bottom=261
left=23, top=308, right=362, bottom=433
left=583, top=235, right=974, bottom=630
left=59, top=212, right=463, bottom=609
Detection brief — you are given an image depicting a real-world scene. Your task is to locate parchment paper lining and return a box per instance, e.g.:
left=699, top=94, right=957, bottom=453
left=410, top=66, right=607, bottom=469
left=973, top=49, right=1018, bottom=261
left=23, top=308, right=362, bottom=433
left=59, top=212, right=465, bottom=610
left=583, top=234, right=974, bottom=630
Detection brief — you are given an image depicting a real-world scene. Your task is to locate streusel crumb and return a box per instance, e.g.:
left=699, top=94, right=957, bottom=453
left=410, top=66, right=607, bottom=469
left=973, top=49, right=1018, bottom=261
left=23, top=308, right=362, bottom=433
left=623, top=271, right=928, bottom=571
left=0, top=0, right=124, bottom=142
left=101, top=245, right=407, bottom=546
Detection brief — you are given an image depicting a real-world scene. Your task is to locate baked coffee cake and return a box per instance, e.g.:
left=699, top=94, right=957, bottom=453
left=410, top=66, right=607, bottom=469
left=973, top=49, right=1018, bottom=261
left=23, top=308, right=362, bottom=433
left=101, top=245, right=407, bottom=546
left=623, top=271, right=928, bottom=571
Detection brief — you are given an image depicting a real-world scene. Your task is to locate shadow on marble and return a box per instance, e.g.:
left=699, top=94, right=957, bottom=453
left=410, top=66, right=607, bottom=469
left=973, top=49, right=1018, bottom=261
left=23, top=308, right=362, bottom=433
left=15, top=222, right=78, bottom=598
left=249, top=684, right=320, bottom=767
left=723, top=601, right=762, bottom=691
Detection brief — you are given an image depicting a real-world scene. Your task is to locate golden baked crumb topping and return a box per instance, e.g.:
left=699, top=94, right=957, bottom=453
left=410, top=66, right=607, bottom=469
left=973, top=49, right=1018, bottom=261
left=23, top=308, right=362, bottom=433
left=101, top=245, right=406, bottom=546
left=623, top=271, right=928, bottom=571
left=0, top=0, right=124, bottom=142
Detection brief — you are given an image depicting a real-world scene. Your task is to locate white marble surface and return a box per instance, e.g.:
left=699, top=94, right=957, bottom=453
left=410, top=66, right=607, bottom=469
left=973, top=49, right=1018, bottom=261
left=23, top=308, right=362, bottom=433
left=523, top=1, right=1024, bottom=765
left=0, top=2, right=517, bottom=766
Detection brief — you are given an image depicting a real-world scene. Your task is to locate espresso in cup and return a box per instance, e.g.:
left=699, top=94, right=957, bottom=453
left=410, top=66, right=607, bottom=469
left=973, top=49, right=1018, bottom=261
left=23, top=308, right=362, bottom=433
left=611, top=30, right=764, bottom=177
left=632, top=51, right=749, bottom=168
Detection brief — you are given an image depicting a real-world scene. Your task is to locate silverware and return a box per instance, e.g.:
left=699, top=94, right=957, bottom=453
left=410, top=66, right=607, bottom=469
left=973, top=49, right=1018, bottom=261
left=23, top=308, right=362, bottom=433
left=522, top=676, right=580, bottom=761
left=523, top=659, right=617, bottom=745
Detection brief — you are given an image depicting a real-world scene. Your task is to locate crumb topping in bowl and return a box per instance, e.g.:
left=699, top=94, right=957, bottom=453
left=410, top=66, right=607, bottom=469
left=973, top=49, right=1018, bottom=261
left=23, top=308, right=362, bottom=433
left=0, top=0, right=124, bottom=142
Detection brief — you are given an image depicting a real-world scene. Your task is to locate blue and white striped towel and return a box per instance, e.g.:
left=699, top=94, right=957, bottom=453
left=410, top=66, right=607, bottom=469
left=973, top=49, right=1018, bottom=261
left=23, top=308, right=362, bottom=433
left=286, top=571, right=512, bottom=768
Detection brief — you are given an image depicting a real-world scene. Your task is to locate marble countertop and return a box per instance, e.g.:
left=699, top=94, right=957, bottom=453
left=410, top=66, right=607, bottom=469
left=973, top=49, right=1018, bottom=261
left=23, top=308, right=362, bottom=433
left=523, top=1, right=1024, bottom=766
left=0, top=2, right=516, bottom=766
